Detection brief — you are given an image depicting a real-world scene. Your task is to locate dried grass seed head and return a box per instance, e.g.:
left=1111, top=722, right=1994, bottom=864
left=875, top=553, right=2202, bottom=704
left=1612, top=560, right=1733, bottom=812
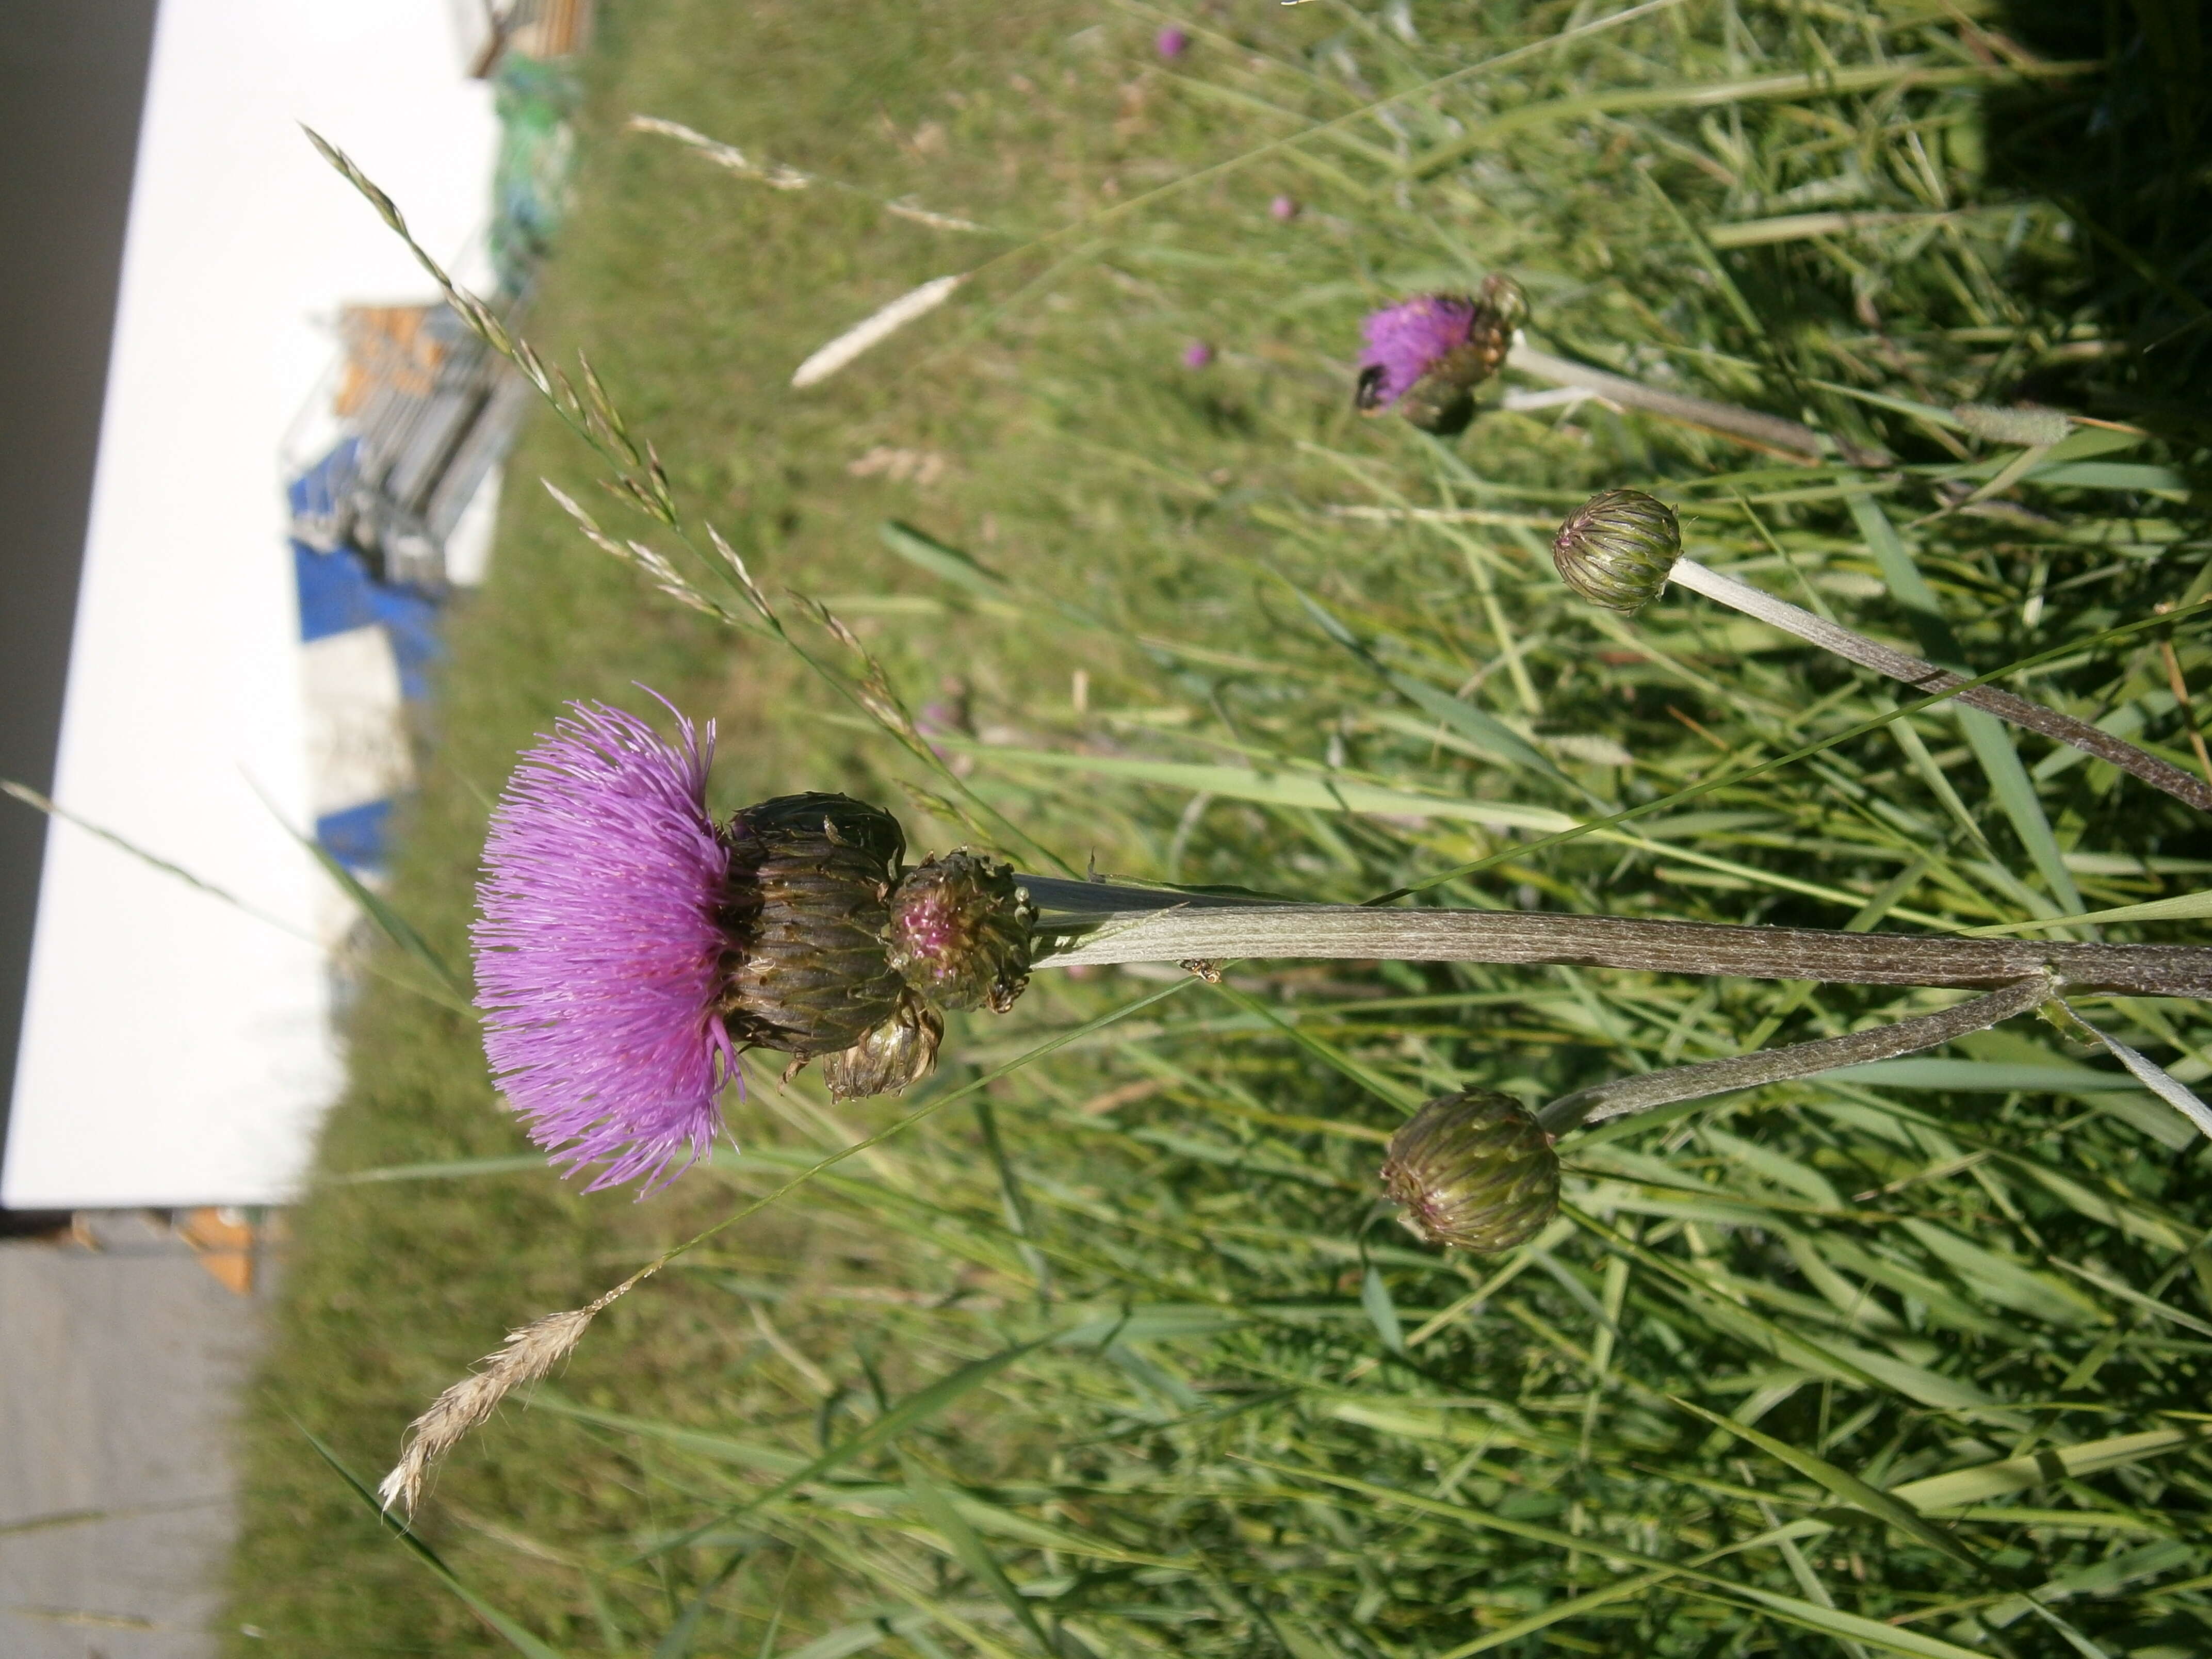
left=378, top=1305, right=596, bottom=1515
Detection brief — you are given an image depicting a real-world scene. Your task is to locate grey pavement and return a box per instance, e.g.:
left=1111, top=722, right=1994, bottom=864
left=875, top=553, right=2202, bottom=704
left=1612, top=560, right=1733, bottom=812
left=1, top=1212, right=263, bottom=1659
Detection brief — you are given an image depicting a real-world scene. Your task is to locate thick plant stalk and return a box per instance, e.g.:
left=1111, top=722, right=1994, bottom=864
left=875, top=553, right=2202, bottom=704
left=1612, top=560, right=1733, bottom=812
left=1534, top=974, right=2055, bottom=1135
left=1670, top=558, right=2212, bottom=815
left=1505, top=344, right=1826, bottom=463
left=1018, top=879, right=2212, bottom=999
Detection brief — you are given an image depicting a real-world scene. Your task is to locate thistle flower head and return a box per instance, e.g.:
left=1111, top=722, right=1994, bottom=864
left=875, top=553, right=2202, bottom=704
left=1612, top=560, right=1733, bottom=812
left=473, top=699, right=736, bottom=1192
left=1551, top=488, right=1682, bottom=613
left=1357, top=294, right=1477, bottom=406
left=1270, top=194, right=1299, bottom=221
left=1156, top=24, right=1190, bottom=59
left=1183, top=340, right=1215, bottom=368
left=888, top=849, right=1037, bottom=1013
left=1380, top=1089, right=1559, bottom=1253
left=1355, top=275, right=1526, bottom=432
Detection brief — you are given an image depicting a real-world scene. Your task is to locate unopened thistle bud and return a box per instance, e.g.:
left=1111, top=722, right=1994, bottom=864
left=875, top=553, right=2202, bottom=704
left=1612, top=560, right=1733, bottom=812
left=1380, top=1090, right=1559, bottom=1253
left=1356, top=273, right=1527, bottom=433
left=1550, top=488, right=1682, bottom=613
left=821, top=991, right=944, bottom=1101
left=719, top=792, right=909, bottom=1058
left=888, top=849, right=1037, bottom=1013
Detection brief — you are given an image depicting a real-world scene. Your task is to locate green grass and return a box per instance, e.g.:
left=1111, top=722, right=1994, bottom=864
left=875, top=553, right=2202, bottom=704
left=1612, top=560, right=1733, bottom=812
left=228, top=1, right=2212, bottom=1654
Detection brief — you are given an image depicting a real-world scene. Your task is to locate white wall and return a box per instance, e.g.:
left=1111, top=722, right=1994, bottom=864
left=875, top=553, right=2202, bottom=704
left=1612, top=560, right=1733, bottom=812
left=2, top=0, right=499, bottom=1208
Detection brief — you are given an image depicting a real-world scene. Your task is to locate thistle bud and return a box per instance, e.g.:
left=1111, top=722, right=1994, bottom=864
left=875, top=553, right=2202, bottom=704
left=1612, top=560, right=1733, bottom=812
left=821, top=991, right=944, bottom=1101
left=888, top=849, right=1037, bottom=1013
left=1380, top=1090, right=1559, bottom=1253
left=720, top=792, right=908, bottom=1057
left=1550, top=489, right=1682, bottom=613
left=1355, top=274, right=1527, bottom=434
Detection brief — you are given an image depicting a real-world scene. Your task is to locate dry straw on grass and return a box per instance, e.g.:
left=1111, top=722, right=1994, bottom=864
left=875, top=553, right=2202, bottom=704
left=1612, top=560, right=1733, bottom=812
left=627, top=112, right=990, bottom=232
left=624, top=114, right=814, bottom=190
left=789, top=274, right=968, bottom=388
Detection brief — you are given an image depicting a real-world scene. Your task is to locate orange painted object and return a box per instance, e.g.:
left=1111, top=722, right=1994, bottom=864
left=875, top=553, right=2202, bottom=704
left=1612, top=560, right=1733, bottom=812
left=173, top=1207, right=257, bottom=1296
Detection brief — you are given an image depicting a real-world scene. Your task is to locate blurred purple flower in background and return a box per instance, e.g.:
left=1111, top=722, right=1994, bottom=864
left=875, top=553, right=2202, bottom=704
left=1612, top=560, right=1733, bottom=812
left=1156, top=25, right=1190, bottom=59
left=473, top=697, right=738, bottom=1193
left=1270, top=193, right=1299, bottom=221
left=1357, top=294, right=1477, bottom=409
left=1183, top=339, right=1215, bottom=368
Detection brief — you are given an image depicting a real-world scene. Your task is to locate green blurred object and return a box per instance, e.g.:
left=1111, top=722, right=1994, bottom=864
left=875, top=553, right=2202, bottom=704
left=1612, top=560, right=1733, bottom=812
left=489, top=53, right=579, bottom=295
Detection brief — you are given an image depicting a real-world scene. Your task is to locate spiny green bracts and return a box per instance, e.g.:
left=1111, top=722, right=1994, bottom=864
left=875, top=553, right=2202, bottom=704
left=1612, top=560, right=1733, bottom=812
left=1380, top=1089, right=1559, bottom=1253
left=1551, top=488, right=1682, bottom=613
left=719, top=792, right=907, bottom=1058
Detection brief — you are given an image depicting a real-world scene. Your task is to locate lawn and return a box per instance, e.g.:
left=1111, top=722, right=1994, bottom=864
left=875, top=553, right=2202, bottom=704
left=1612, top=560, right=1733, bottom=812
left=228, top=2, right=2212, bottom=1655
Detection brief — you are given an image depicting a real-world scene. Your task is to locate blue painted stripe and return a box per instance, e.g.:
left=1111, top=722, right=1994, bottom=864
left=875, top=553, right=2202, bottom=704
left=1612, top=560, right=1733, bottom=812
left=314, top=799, right=393, bottom=874
left=292, top=540, right=443, bottom=700
left=286, top=435, right=359, bottom=522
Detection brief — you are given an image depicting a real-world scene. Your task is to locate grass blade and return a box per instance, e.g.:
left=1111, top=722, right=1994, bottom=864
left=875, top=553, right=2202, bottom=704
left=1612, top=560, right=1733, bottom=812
left=1672, top=1398, right=1990, bottom=1575
left=679, top=1338, right=1051, bottom=1538
left=1890, top=1427, right=2202, bottom=1512
left=879, top=521, right=1014, bottom=601
left=5, top=777, right=474, bottom=1015
left=895, top=1450, right=1054, bottom=1656
left=290, top=1419, right=570, bottom=1659
left=2065, top=1012, right=2212, bottom=1142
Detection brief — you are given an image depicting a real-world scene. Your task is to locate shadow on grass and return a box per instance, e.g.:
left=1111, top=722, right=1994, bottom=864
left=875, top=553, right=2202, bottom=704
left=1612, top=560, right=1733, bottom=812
left=1989, top=0, right=2212, bottom=443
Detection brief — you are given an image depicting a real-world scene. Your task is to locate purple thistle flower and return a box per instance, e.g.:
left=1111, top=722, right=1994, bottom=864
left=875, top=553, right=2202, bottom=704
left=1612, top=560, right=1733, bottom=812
left=1357, top=294, right=1477, bottom=409
left=1183, top=339, right=1215, bottom=368
left=1156, top=25, right=1189, bottom=59
left=1269, top=193, right=1299, bottom=222
left=473, top=697, right=738, bottom=1194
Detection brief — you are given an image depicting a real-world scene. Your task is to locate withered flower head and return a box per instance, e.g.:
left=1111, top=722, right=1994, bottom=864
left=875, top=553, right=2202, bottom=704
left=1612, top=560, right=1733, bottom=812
left=821, top=991, right=945, bottom=1101
left=1380, top=1089, right=1559, bottom=1253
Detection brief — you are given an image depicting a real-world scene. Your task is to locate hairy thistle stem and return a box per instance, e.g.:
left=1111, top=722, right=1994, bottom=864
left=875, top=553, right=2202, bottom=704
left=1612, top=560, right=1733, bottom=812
left=1669, top=558, right=2212, bottom=815
left=1019, top=879, right=2212, bottom=999
left=1534, top=974, right=2054, bottom=1134
left=1506, top=344, right=1826, bottom=463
